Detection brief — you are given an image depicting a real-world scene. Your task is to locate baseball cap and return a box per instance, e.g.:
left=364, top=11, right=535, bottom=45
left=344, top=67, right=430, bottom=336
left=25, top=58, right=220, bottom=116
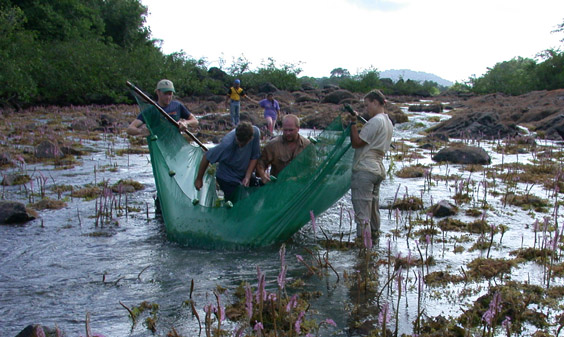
left=156, top=79, right=175, bottom=93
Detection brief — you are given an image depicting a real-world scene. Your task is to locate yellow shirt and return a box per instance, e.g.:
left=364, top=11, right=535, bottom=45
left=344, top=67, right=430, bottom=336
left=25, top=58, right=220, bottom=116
left=228, top=87, right=244, bottom=101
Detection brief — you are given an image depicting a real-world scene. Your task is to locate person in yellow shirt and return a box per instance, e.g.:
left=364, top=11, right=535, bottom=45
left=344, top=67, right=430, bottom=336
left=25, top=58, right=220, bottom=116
left=225, top=79, right=257, bottom=125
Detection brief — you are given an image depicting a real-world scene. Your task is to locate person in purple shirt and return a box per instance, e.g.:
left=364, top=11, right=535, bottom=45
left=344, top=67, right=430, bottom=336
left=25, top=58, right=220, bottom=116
left=259, top=93, right=281, bottom=136
left=194, top=122, right=261, bottom=201
left=127, top=79, right=198, bottom=137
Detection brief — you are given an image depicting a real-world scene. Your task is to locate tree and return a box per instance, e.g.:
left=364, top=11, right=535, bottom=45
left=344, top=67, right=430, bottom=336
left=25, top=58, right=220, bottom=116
left=535, top=49, right=564, bottom=91
left=0, top=5, right=40, bottom=106
left=470, top=57, right=537, bottom=95
left=552, top=18, right=564, bottom=43
left=98, top=0, right=151, bottom=49
left=330, top=67, right=350, bottom=78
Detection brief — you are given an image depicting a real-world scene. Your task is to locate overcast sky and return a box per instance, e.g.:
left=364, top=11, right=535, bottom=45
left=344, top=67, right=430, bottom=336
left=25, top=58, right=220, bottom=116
left=140, top=0, right=563, bottom=83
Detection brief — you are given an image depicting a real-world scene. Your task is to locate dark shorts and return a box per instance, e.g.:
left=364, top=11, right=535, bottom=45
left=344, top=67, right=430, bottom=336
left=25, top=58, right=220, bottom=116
left=216, top=177, right=240, bottom=201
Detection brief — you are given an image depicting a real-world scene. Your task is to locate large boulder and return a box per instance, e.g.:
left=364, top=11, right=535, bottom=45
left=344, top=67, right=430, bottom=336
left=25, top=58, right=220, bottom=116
left=432, top=144, right=491, bottom=165
left=35, top=140, right=64, bottom=159
left=294, top=92, right=319, bottom=103
left=0, top=200, right=36, bottom=224
left=321, top=90, right=355, bottom=104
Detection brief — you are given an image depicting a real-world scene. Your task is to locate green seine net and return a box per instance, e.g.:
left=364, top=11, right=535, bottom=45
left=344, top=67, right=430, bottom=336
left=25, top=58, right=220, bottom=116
left=134, top=92, right=354, bottom=248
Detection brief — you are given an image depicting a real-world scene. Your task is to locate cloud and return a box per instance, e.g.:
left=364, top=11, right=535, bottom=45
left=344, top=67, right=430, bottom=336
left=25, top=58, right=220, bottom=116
left=346, top=0, right=406, bottom=11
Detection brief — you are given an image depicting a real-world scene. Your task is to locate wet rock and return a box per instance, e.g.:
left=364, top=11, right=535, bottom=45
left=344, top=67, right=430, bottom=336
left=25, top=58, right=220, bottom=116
left=321, top=90, right=354, bottom=104
left=35, top=140, right=64, bottom=159
left=16, top=324, right=64, bottom=337
left=386, top=104, right=409, bottom=124
left=428, top=110, right=518, bottom=139
left=294, top=92, right=319, bottom=103
left=432, top=144, right=491, bottom=165
left=96, top=113, right=120, bottom=132
left=0, top=200, right=36, bottom=225
left=70, top=118, right=96, bottom=131
left=432, top=89, right=564, bottom=140
left=408, top=103, right=444, bottom=113
left=429, top=200, right=459, bottom=217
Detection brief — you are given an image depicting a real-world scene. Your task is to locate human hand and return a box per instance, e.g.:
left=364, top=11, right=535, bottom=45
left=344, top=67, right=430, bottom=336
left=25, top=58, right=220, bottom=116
left=194, top=178, right=203, bottom=190
left=178, top=120, right=187, bottom=132
left=241, top=176, right=250, bottom=187
left=345, top=113, right=357, bottom=125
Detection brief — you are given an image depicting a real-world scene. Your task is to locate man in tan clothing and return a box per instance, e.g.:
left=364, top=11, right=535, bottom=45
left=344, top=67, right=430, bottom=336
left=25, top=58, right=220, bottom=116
left=256, top=114, right=311, bottom=184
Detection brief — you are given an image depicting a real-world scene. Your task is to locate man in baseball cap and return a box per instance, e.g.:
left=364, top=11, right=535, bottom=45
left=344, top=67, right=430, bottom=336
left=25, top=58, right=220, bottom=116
left=127, top=79, right=198, bottom=136
left=156, top=79, right=175, bottom=93
left=225, top=79, right=257, bottom=126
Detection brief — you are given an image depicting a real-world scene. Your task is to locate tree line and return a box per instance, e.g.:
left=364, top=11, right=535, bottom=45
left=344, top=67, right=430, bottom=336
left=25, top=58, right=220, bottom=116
left=1, top=1, right=562, bottom=109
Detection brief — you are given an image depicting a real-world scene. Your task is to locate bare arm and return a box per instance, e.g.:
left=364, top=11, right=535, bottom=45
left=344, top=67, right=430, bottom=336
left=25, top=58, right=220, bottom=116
left=350, top=124, right=368, bottom=149
left=244, top=95, right=258, bottom=104
left=241, top=159, right=258, bottom=187
left=255, top=162, right=270, bottom=184
left=178, top=114, right=199, bottom=131
left=126, top=119, right=150, bottom=137
left=194, top=156, right=210, bottom=190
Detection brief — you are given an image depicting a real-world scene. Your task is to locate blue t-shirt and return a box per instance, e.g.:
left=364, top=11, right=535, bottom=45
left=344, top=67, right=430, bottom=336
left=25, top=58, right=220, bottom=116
left=205, top=126, right=261, bottom=183
left=136, top=100, right=191, bottom=123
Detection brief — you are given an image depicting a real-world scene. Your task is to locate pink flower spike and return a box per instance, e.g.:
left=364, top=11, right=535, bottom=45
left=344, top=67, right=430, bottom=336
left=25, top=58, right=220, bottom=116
left=295, top=311, right=305, bottom=333
left=253, top=321, right=264, bottom=332
left=245, top=284, right=253, bottom=319
left=310, top=210, right=316, bottom=236
left=325, top=318, right=337, bottom=327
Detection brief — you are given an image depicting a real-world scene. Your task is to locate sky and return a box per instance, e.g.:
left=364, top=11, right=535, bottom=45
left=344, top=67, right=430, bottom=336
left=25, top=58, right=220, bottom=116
left=140, top=0, right=563, bottom=83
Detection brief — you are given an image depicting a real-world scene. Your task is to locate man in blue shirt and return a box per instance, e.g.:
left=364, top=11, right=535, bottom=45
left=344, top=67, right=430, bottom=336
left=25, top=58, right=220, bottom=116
left=194, top=122, right=261, bottom=201
left=127, top=79, right=198, bottom=136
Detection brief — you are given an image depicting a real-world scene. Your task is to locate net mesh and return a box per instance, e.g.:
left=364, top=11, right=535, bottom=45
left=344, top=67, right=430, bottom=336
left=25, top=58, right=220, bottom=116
left=133, top=91, right=354, bottom=248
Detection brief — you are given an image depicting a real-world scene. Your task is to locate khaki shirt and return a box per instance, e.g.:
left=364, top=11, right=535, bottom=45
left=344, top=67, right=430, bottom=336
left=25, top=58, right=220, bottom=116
left=258, top=134, right=311, bottom=177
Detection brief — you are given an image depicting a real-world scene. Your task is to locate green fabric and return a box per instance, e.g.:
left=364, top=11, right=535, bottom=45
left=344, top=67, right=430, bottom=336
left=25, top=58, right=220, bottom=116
left=135, top=94, right=353, bottom=248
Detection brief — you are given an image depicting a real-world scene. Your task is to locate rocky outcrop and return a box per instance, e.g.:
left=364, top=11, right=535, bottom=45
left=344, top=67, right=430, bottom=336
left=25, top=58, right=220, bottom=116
left=432, top=144, right=491, bottom=165
left=427, top=110, right=518, bottom=139
left=431, top=89, right=564, bottom=140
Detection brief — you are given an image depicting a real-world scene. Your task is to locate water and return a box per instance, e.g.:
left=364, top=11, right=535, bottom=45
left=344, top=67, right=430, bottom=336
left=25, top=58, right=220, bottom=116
left=1, top=107, right=563, bottom=336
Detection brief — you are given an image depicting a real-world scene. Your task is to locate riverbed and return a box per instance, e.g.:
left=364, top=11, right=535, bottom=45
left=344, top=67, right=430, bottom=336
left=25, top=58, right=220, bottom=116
left=1, top=106, right=563, bottom=336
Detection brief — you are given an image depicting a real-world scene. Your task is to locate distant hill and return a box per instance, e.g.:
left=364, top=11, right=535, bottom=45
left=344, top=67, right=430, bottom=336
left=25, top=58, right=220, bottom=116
left=379, top=69, right=453, bottom=87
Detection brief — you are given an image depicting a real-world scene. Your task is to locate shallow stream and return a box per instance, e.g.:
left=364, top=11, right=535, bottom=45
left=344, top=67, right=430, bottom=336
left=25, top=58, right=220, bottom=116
left=1, top=107, right=563, bottom=336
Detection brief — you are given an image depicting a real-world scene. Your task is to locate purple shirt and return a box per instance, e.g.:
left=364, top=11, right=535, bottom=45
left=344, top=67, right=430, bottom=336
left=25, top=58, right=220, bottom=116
left=259, top=99, right=280, bottom=119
